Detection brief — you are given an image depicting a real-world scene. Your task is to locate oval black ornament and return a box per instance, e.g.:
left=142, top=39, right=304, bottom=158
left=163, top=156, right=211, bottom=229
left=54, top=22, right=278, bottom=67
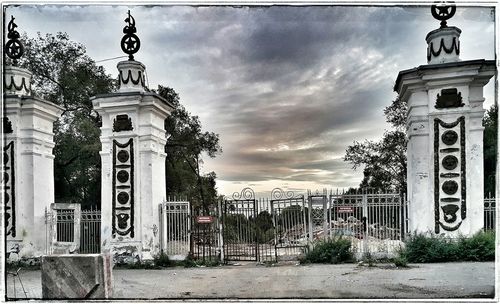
left=117, top=170, right=130, bottom=183
left=441, top=130, right=458, bottom=145
left=117, top=191, right=130, bottom=204
left=117, top=150, right=130, bottom=163
left=442, top=155, right=458, bottom=170
left=442, top=180, right=459, bottom=195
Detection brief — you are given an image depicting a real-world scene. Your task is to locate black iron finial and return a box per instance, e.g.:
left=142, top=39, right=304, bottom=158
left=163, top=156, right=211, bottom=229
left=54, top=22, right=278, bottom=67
left=431, top=1, right=456, bottom=28
left=120, top=10, right=141, bottom=60
left=5, top=15, right=24, bottom=65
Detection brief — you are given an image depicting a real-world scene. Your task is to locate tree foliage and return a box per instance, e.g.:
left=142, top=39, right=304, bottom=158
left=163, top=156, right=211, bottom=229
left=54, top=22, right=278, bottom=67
left=344, top=97, right=407, bottom=192
left=156, top=86, right=222, bottom=212
left=483, top=104, right=497, bottom=196
left=17, top=32, right=116, bottom=208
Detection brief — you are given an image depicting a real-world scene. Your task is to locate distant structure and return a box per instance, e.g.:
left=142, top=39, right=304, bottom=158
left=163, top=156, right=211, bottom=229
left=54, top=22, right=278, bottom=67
left=394, top=3, right=495, bottom=235
left=3, top=16, right=63, bottom=259
left=91, top=11, right=174, bottom=262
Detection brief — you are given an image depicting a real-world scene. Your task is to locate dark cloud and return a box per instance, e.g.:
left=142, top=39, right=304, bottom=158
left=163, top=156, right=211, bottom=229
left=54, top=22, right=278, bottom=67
left=8, top=5, right=495, bottom=194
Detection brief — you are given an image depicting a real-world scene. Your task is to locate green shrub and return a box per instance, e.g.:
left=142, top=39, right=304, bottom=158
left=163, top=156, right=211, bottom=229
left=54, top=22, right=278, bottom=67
left=153, top=252, right=173, bottom=267
left=458, top=231, right=495, bottom=261
left=401, top=231, right=495, bottom=263
left=301, top=237, right=353, bottom=264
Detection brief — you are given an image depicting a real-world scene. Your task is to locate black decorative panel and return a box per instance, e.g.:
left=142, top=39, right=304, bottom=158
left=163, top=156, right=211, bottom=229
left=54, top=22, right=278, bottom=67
left=112, top=138, right=134, bottom=238
left=113, top=114, right=133, bottom=132
left=427, top=37, right=460, bottom=62
left=3, top=117, right=13, bottom=134
left=4, top=141, right=15, bottom=237
left=434, top=116, right=465, bottom=233
left=435, top=88, right=464, bottom=109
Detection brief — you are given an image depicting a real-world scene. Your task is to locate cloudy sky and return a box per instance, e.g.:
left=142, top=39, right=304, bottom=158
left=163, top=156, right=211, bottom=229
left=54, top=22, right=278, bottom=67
left=5, top=4, right=496, bottom=197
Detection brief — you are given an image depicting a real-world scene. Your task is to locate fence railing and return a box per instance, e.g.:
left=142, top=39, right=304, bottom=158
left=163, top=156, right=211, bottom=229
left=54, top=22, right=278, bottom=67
left=80, top=207, right=101, bottom=254
left=484, top=193, right=496, bottom=231
left=159, top=199, right=191, bottom=259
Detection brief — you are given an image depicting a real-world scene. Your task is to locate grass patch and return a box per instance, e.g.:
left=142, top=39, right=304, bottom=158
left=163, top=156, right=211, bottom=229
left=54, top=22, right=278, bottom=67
left=300, top=237, right=354, bottom=264
left=400, top=231, right=495, bottom=263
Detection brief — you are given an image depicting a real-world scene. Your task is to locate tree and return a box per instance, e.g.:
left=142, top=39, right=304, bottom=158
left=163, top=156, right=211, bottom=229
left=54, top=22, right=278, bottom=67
left=16, top=32, right=116, bottom=208
left=483, top=104, right=497, bottom=196
left=156, top=86, right=222, bottom=213
left=344, top=97, right=407, bottom=192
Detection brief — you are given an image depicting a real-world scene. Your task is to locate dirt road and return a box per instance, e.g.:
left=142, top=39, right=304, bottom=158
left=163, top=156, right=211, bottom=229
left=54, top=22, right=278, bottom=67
left=5, top=261, right=495, bottom=299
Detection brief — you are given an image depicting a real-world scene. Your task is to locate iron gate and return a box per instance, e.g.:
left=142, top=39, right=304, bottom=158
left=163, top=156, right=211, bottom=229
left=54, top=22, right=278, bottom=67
left=190, top=204, right=220, bottom=262
left=159, top=200, right=191, bottom=259
left=307, top=190, right=329, bottom=242
left=222, top=188, right=258, bottom=261
left=271, top=188, right=307, bottom=261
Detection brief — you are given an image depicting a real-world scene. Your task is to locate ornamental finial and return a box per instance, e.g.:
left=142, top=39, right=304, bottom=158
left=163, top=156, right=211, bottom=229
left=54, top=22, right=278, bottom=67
left=5, top=15, right=24, bottom=65
left=120, top=10, right=141, bottom=61
left=431, top=1, right=456, bottom=28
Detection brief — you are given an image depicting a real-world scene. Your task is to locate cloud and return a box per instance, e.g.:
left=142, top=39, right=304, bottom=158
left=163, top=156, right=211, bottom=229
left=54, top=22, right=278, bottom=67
left=7, top=5, right=495, bottom=195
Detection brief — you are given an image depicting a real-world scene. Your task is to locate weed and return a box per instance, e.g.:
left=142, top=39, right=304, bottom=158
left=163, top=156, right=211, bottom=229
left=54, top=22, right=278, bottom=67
left=301, top=237, right=354, bottom=264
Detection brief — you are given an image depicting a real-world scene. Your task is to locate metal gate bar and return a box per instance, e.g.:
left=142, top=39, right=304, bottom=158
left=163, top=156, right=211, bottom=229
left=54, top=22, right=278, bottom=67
left=160, top=200, right=190, bottom=259
left=223, top=188, right=258, bottom=262
left=80, top=207, right=101, bottom=254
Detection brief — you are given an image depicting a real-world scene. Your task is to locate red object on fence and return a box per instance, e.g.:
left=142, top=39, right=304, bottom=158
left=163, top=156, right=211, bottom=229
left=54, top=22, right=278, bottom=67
left=337, top=206, right=354, bottom=213
left=196, top=216, right=214, bottom=224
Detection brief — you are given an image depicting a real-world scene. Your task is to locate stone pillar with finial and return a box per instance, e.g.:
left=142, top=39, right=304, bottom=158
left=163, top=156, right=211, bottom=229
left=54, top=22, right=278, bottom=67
left=92, top=11, right=174, bottom=263
left=395, top=3, right=495, bottom=236
left=3, top=16, right=63, bottom=260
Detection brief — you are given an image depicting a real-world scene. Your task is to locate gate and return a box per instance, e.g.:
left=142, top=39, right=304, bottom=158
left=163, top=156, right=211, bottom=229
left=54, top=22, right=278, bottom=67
left=80, top=207, right=101, bottom=254
left=159, top=200, right=191, bottom=259
left=190, top=204, right=220, bottom=262
left=222, top=188, right=258, bottom=261
left=307, top=190, right=329, bottom=242
left=271, top=188, right=307, bottom=261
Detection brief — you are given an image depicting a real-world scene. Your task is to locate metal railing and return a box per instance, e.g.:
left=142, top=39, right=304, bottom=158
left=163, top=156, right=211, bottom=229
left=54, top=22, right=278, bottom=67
left=484, top=194, right=496, bottom=231
left=80, top=207, right=101, bottom=254
left=159, top=199, right=191, bottom=259
left=328, top=189, right=405, bottom=258
left=55, top=209, right=75, bottom=242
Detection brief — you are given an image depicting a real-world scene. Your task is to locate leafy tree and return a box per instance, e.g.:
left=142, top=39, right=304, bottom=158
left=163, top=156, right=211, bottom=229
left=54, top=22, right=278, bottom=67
left=344, top=97, right=407, bottom=192
left=16, top=32, right=116, bottom=208
left=483, top=104, right=497, bottom=196
left=156, top=86, right=222, bottom=213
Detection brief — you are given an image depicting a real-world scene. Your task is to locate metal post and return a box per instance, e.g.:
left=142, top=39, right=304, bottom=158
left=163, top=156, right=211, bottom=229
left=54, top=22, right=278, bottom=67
left=362, top=191, right=368, bottom=255
left=307, top=193, right=313, bottom=249
left=218, top=198, right=224, bottom=263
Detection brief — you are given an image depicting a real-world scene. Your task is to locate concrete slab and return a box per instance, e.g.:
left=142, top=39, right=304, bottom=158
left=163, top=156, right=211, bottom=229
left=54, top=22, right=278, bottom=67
left=40, top=254, right=112, bottom=299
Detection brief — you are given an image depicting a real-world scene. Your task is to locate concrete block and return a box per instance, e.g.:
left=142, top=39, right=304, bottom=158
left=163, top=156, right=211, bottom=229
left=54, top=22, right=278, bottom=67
left=41, top=254, right=113, bottom=299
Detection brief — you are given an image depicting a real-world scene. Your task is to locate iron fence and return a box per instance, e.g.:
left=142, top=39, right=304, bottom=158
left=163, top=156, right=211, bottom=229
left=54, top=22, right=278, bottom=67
left=484, top=194, right=496, bottom=231
left=159, top=199, right=191, bottom=259
left=80, top=207, right=101, bottom=254
left=329, top=189, right=405, bottom=258
left=55, top=209, right=75, bottom=242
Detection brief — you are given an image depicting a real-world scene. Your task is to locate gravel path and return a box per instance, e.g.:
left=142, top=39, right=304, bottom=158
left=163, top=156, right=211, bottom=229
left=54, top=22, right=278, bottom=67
left=5, top=261, right=495, bottom=300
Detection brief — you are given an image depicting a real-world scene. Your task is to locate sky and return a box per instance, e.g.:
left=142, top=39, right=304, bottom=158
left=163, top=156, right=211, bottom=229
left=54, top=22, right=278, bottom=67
left=4, top=3, right=496, bottom=197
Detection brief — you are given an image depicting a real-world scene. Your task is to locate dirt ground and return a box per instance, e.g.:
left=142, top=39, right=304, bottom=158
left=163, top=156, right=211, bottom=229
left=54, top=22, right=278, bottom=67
left=4, top=261, right=495, bottom=300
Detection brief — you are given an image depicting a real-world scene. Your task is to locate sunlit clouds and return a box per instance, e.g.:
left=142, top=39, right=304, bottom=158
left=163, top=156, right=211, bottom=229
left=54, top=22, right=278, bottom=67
left=7, top=5, right=495, bottom=197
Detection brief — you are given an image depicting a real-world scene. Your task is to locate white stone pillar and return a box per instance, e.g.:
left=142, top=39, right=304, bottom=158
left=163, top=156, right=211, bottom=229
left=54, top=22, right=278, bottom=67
left=92, top=60, right=173, bottom=262
left=395, top=22, right=495, bottom=236
left=3, top=66, right=63, bottom=259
